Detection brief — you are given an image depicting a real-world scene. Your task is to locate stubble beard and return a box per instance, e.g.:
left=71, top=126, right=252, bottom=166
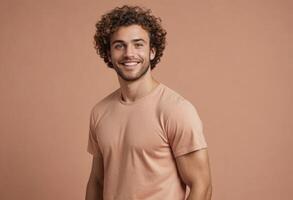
left=113, top=60, right=151, bottom=82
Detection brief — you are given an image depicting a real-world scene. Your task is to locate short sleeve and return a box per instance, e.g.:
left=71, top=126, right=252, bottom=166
left=87, top=108, right=102, bottom=157
left=165, top=99, right=208, bottom=158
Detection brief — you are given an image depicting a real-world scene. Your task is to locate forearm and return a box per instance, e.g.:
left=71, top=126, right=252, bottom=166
left=187, top=184, right=212, bottom=200
left=85, top=179, right=103, bottom=200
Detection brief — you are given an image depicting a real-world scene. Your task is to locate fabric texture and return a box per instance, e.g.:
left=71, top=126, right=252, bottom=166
left=87, top=82, right=208, bottom=200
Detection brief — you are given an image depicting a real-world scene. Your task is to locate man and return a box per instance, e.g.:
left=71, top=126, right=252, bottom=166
left=86, top=5, right=212, bottom=200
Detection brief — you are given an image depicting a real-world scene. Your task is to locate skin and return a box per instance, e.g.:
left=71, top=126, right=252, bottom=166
left=176, top=149, right=213, bottom=200
left=86, top=24, right=212, bottom=200
left=108, top=24, right=160, bottom=103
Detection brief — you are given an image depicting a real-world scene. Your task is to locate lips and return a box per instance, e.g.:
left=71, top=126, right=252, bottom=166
left=123, top=62, right=139, bottom=66
left=120, top=60, right=141, bottom=67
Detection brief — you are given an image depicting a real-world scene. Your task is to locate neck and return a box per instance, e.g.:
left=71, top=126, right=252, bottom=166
left=118, top=74, right=160, bottom=103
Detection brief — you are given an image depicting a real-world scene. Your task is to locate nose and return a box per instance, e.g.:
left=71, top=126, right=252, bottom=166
left=124, top=44, right=135, bottom=57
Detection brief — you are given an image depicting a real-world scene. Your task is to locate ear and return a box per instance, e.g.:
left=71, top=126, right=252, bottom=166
left=150, top=48, right=156, bottom=60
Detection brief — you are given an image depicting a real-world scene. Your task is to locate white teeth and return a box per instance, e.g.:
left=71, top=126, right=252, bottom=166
left=123, top=62, right=138, bottom=66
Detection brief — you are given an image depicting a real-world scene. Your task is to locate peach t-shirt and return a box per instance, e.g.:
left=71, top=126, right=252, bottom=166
left=87, top=82, right=208, bottom=200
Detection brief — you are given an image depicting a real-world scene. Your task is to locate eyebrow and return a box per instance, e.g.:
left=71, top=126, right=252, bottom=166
left=111, top=39, right=147, bottom=45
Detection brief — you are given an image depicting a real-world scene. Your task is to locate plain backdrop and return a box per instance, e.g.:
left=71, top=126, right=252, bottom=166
left=0, top=0, right=292, bottom=199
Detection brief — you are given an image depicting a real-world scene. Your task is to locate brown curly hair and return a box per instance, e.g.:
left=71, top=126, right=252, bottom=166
left=93, top=5, right=167, bottom=70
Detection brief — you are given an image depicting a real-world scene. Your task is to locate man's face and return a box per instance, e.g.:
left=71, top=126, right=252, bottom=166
left=109, top=24, right=156, bottom=82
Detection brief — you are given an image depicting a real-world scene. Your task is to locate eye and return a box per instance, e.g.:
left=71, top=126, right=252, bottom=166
left=114, top=43, right=124, bottom=49
left=134, top=43, right=144, bottom=48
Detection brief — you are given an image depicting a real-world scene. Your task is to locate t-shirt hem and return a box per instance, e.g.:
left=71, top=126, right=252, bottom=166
left=174, top=145, right=208, bottom=158
left=87, top=148, right=103, bottom=159
left=87, top=148, right=94, bottom=155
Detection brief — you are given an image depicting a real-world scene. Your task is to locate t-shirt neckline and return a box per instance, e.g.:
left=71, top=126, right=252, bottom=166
left=118, top=82, right=163, bottom=105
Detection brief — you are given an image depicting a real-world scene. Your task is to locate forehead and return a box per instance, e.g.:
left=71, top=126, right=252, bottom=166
left=110, top=24, right=150, bottom=43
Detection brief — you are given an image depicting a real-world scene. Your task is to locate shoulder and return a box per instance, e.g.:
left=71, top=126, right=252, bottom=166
left=159, top=84, right=197, bottom=115
left=90, top=88, right=120, bottom=118
left=157, top=84, right=202, bottom=130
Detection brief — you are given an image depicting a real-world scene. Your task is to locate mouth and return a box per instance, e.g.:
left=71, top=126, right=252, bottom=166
left=120, top=61, right=141, bottom=68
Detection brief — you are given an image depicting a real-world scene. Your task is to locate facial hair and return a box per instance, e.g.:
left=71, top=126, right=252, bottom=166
left=113, top=58, right=151, bottom=82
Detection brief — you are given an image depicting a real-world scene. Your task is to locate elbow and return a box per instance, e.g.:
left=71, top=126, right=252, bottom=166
left=188, top=181, right=213, bottom=200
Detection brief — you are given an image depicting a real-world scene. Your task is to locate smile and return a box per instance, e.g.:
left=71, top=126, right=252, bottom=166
left=123, top=62, right=139, bottom=66
left=120, top=61, right=140, bottom=67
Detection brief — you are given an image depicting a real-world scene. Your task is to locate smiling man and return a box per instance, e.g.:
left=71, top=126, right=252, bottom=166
left=110, top=25, right=155, bottom=83
left=85, top=5, right=212, bottom=200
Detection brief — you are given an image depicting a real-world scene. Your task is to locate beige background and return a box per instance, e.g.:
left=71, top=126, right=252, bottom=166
left=0, top=0, right=292, bottom=199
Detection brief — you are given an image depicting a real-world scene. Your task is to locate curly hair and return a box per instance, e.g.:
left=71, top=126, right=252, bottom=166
left=93, top=5, right=167, bottom=70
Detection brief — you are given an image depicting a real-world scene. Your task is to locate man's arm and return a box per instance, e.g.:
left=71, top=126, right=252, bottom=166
left=175, top=148, right=212, bottom=200
left=85, top=154, right=104, bottom=200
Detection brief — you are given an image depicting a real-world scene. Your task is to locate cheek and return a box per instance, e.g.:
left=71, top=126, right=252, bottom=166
left=138, top=49, right=151, bottom=58
left=110, top=51, right=123, bottom=60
